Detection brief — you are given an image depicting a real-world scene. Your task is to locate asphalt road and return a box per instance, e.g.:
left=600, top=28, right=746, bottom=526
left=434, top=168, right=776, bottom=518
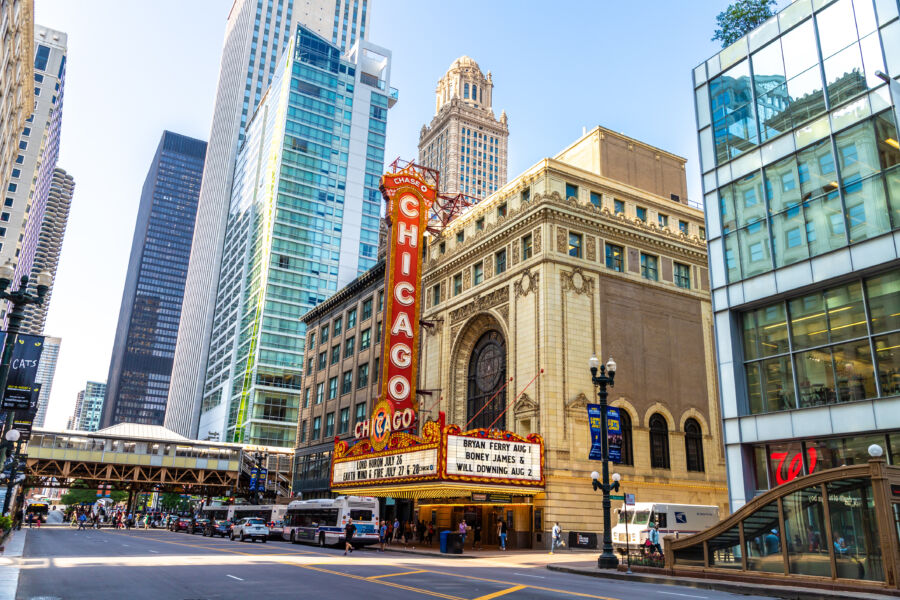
left=15, top=528, right=777, bottom=600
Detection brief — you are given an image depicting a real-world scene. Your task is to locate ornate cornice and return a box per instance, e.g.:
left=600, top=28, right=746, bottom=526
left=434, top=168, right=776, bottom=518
left=448, top=287, right=509, bottom=324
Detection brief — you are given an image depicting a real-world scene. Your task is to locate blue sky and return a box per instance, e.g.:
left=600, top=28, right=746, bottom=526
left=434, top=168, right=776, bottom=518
left=33, top=0, right=752, bottom=429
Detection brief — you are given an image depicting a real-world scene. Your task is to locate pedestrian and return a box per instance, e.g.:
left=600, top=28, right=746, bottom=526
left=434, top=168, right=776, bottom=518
left=78, top=512, right=87, bottom=530
left=647, top=522, right=662, bottom=555
left=26, top=512, right=33, bottom=528
left=343, top=519, right=356, bottom=555
left=404, top=520, right=413, bottom=547
left=379, top=520, right=387, bottom=552
left=550, top=522, right=564, bottom=554
left=498, top=519, right=507, bottom=551
left=473, top=523, right=481, bottom=550
left=427, top=522, right=434, bottom=545
left=458, top=519, right=467, bottom=546
left=393, top=518, right=401, bottom=544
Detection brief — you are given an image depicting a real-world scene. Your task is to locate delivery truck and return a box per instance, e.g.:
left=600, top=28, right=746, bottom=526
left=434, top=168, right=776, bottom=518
left=611, top=502, right=720, bottom=550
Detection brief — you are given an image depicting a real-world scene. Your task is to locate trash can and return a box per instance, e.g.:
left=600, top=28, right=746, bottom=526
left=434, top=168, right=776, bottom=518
left=446, top=532, right=463, bottom=554
left=439, top=530, right=450, bottom=553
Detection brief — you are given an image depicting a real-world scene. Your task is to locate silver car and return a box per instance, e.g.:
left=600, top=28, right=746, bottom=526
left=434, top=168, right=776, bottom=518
left=230, top=517, right=269, bottom=543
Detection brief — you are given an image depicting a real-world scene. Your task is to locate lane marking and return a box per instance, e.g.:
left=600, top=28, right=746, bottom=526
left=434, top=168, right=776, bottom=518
left=513, top=573, right=545, bottom=578
left=367, top=569, right=428, bottom=580
left=427, top=569, right=621, bottom=600
left=226, top=574, right=244, bottom=581
left=301, top=564, right=462, bottom=600
left=148, top=550, right=159, bottom=553
left=657, top=593, right=707, bottom=599
left=472, top=585, right=526, bottom=600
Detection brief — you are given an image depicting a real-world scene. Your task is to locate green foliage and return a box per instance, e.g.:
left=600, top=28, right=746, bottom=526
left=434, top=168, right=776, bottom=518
left=0, top=516, right=11, bottom=531
left=60, top=480, right=127, bottom=506
left=159, top=493, right=191, bottom=512
left=712, top=0, right=777, bottom=47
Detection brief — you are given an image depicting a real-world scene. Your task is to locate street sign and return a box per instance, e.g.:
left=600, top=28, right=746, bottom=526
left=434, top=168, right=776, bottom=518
left=625, top=493, right=636, bottom=505
left=610, top=494, right=624, bottom=500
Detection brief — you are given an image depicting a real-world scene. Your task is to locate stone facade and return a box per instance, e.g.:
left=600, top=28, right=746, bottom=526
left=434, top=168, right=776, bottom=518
left=0, top=0, right=33, bottom=206
left=420, top=126, right=727, bottom=542
left=418, top=56, right=508, bottom=201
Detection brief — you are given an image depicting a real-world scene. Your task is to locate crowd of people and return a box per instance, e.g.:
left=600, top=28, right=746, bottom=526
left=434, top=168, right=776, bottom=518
left=64, top=507, right=174, bottom=530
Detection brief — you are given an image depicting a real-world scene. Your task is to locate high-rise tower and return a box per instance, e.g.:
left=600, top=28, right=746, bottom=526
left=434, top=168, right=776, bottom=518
left=33, top=335, right=60, bottom=427
left=166, top=0, right=371, bottom=438
left=21, top=167, right=74, bottom=333
left=196, top=25, right=394, bottom=447
left=101, top=132, right=206, bottom=428
left=418, top=56, right=509, bottom=200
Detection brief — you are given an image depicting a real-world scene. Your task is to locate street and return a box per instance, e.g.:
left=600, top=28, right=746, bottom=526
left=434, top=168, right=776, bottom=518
left=12, top=528, right=777, bottom=600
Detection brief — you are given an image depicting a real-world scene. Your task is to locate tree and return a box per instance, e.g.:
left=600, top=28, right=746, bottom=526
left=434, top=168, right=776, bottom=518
left=159, top=492, right=191, bottom=512
left=712, top=0, right=777, bottom=47
left=60, top=480, right=127, bottom=506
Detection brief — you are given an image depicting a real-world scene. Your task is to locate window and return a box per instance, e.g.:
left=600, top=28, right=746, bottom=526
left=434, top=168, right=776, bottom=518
left=473, top=262, right=484, bottom=285
left=328, top=377, right=338, bottom=400
left=347, top=308, right=357, bottom=329
left=333, top=317, right=342, bottom=335
left=303, top=388, right=311, bottom=408
left=330, top=345, right=340, bottom=365
left=362, top=298, right=373, bottom=320
left=342, top=370, right=352, bottom=394
left=355, top=402, right=366, bottom=423
left=590, top=191, right=601, bottom=207
left=321, top=324, right=329, bottom=343
left=1, top=213, right=9, bottom=223
left=674, top=263, right=691, bottom=289
left=636, top=206, right=647, bottom=222
left=521, top=188, right=530, bottom=204
left=306, top=358, right=314, bottom=375
left=497, top=203, right=507, bottom=218
left=456, top=230, right=465, bottom=243
left=679, top=220, right=689, bottom=234
left=339, top=408, right=350, bottom=434
left=357, top=363, right=369, bottom=388
left=495, top=249, right=507, bottom=274
left=308, top=332, right=316, bottom=350
left=344, top=336, right=355, bottom=358
left=699, top=226, right=706, bottom=240
left=360, top=328, right=371, bottom=350
left=605, top=243, right=624, bottom=272
left=476, top=217, right=484, bottom=231
left=684, top=418, right=704, bottom=472
left=453, top=273, right=462, bottom=295
left=565, top=183, right=578, bottom=199
left=522, top=234, right=533, bottom=260
left=619, top=411, right=633, bottom=466
left=312, top=417, right=321, bottom=439
left=325, top=413, right=335, bottom=437
left=377, top=290, right=384, bottom=312
left=568, top=232, right=583, bottom=258
left=3, top=199, right=12, bottom=207
left=658, top=213, right=669, bottom=228
left=439, top=241, right=446, bottom=254
left=299, top=420, right=307, bottom=443
left=614, top=199, right=625, bottom=215
left=430, top=284, right=440, bottom=307
left=10, top=169, right=20, bottom=179
left=316, top=383, right=324, bottom=404
left=317, top=351, right=326, bottom=370
left=640, top=253, right=658, bottom=281
left=649, top=414, right=670, bottom=469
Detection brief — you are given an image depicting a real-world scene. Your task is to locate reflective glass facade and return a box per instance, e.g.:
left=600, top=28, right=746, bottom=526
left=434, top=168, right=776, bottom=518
left=198, top=26, right=392, bottom=447
left=695, top=0, right=900, bottom=509
left=101, top=132, right=207, bottom=427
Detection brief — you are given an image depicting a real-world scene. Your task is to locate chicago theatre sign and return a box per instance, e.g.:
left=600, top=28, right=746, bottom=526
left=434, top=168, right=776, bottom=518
left=330, top=165, right=545, bottom=497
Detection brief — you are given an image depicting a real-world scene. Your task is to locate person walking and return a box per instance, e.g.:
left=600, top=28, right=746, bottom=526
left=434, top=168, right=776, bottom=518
left=550, top=522, right=563, bottom=554
left=458, top=519, right=467, bottom=546
left=393, top=518, right=401, bottom=544
left=343, top=519, right=356, bottom=555
left=26, top=512, right=33, bottom=529
left=647, top=522, right=662, bottom=555
left=379, top=520, right=387, bottom=552
left=427, top=522, right=435, bottom=546
left=497, top=519, right=508, bottom=550
left=78, top=512, right=87, bottom=530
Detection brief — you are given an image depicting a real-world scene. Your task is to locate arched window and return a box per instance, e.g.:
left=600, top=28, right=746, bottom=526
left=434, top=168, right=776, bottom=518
left=464, top=82, right=470, bottom=99
left=619, top=410, right=633, bottom=466
left=466, top=331, right=506, bottom=429
left=473, top=84, right=478, bottom=101
left=684, top=418, right=704, bottom=472
left=649, top=414, right=670, bottom=469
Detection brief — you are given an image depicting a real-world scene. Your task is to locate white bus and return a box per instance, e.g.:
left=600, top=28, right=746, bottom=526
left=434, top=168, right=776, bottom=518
left=282, top=496, right=379, bottom=547
left=226, top=504, right=287, bottom=535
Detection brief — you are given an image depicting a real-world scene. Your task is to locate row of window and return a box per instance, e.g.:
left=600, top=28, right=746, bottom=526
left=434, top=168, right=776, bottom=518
left=307, top=290, right=383, bottom=350
left=616, top=412, right=706, bottom=472
left=299, top=400, right=368, bottom=442
left=308, top=322, right=381, bottom=374
left=304, top=359, right=378, bottom=406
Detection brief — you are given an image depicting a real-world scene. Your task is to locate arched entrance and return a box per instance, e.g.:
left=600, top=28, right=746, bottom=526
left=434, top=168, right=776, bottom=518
left=466, top=330, right=506, bottom=430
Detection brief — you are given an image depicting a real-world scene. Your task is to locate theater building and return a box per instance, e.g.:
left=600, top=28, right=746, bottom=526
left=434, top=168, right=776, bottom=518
left=414, top=127, right=728, bottom=547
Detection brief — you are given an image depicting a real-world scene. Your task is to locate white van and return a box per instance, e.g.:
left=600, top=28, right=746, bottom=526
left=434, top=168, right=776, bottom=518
left=611, top=502, right=719, bottom=550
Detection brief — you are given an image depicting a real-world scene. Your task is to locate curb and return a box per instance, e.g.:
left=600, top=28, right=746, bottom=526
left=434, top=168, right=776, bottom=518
left=359, top=545, right=478, bottom=559
left=546, top=564, right=899, bottom=600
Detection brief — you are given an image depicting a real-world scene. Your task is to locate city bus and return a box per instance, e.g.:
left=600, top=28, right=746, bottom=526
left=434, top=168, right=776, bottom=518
left=282, top=496, right=378, bottom=547
left=227, top=504, right=287, bottom=537
left=199, top=504, right=229, bottom=521
left=25, top=500, right=50, bottom=523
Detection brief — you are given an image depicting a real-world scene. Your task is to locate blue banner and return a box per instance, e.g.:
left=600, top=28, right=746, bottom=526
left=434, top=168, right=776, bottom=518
left=607, top=406, right=622, bottom=464
left=249, top=466, right=259, bottom=491
left=588, top=404, right=603, bottom=461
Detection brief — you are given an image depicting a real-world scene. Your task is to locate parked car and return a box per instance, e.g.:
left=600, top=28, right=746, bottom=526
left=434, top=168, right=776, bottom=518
left=231, top=517, right=269, bottom=543
left=169, top=517, right=193, bottom=533
left=204, top=520, right=232, bottom=538
left=191, top=518, right=210, bottom=534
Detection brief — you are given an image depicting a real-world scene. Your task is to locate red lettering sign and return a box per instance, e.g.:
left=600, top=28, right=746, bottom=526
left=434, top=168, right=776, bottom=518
left=771, top=447, right=818, bottom=485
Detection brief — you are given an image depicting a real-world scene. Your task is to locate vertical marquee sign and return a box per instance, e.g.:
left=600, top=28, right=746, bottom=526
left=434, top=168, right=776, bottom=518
left=365, top=169, right=435, bottom=450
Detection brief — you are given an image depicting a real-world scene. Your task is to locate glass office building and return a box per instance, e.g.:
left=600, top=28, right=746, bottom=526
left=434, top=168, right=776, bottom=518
left=197, top=25, right=394, bottom=446
left=694, top=0, right=900, bottom=509
left=101, top=132, right=207, bottom=427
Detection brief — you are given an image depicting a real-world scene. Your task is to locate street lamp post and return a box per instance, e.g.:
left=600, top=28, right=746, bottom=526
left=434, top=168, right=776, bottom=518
left=1, top=428, right=21, bottom=516
left=589, top=354, right=618, bottom=569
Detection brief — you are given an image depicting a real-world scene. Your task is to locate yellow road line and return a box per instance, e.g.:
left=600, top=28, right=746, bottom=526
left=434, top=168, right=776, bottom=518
left=472, top=584, right=526, bottom=600
left=367, top=569, right=428, bottom=579
left=301, top=564, right=462, bottom=600
left=427, top=569, right=622, bottom=600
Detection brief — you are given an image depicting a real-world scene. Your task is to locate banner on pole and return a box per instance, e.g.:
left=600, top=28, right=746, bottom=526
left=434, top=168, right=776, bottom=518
left=607, top=406, right=622, bottom=464
left=2, top=334, right=45, bottom=410
left=587, top=404, right=603, bottom=461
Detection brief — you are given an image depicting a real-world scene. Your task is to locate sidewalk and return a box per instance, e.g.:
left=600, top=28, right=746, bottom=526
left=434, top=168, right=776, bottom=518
left=548, top=559, right=900, bottom=600
left=0, top=529, right=26, bottom=600
left=361, top=542, right=596, bottom=560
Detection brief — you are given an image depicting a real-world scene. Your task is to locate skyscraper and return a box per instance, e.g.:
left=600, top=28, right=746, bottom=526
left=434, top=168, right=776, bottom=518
left=77, top=381, right=106, bottom=432
left=166, top=0, right=371, bottom=438
left=33, top=335, right=60, bottom=427
left=196, top=25, right=394, bottom=447
left=418, top=56, right=509, bottom=200
left=21, top=167, right=74, bottom=333
left=0, top=0, right=34, bottom=202
left=693, top=0, right=900, bottom=510
left=100, top=132, right=206, bottom=428
left=4, top=26, right=67, bottom=296
left=66, top=390, right=82, bottom=430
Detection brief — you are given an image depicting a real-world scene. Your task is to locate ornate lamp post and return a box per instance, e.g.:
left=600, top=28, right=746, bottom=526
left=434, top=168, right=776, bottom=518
left=0, top=262, right=51, bottom=406
left=1, top=428, right=22, bottom=515
left=589, top=354, right=618, bottom=569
